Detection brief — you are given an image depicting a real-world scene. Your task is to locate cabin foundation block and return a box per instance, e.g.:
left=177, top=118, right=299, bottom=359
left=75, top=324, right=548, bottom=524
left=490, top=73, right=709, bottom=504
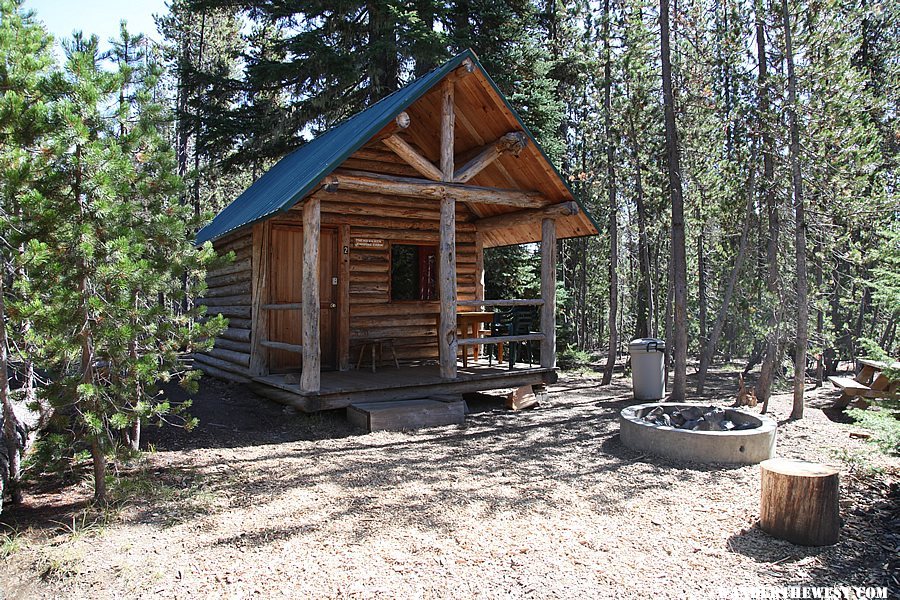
left=348, top=397, right=466, bottom=432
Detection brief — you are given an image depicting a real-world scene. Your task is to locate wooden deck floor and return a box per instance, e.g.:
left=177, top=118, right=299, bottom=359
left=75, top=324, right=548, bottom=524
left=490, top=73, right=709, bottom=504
left=250, top=359, right=557, bottom=412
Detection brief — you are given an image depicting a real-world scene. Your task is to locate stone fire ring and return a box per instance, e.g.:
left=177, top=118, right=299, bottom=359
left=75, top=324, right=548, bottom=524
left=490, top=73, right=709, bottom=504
left=619, top=403, right=777, bottom=465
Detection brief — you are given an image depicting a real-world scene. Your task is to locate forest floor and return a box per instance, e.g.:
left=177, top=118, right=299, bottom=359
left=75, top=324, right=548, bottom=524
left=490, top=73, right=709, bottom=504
left=0, top=366, right=897, bottom=599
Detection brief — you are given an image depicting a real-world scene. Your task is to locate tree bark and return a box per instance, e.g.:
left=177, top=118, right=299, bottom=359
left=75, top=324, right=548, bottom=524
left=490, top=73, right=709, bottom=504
left=0, top=274, right=23, bottom=506
left=755, top=0, right=780, bottom=411
left=782, top=0, right=808, bottom=420
left=602, top=0, right=618, bottom=386
left=660, top=0, right=688, bottom=401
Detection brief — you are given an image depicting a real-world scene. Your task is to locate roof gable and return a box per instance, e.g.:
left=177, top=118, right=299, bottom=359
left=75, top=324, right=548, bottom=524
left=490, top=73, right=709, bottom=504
left=196, top=50, right=598, bottom=246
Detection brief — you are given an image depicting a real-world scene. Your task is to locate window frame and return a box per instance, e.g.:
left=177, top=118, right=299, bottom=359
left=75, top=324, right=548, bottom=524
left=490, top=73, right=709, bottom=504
left=388, top=241, right=440, bottom=303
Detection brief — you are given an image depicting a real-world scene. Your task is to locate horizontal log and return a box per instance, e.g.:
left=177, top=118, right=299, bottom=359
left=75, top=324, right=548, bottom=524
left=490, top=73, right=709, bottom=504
left=260, top=340, right=303, bottom=353
left=262, top=303, right=302, bottom=311
left=220, top=327, right=251, bottom=343
left=224, top=317, right=251, bottom=329
left=208, top=258, right=251, bottom=278
left=208, top=346, right=251, bottom=368
left=214, top=338, right=251, bottom=354
left=193, top=361, right=251, bottom=383
left=459, top=333, right=545, bottom=346
left=199, top=294, right=252, bottom=308
left=351, top=315, right=441, bottom=328
left=212, top=229, right=251, bottom=251
left=348, top=227, right=475, bottom=243
left=312, top=189, right=474, bottom=215
left=349, top=295, right=389, bottom=304
left=340, top=157, right=422, bottom=178
left=201, top=305, right=252, bottom=319
left=351, top=325, right=438, bottom=339
left=202, top=281, right=251, bottom=298
left=350, top=302, right=439, bottom=317
left=215, top=237, right=252, bottom=258
left=322, top=213, right=477, bottom=233
left=206, top=270, right=251, bottom=288
left=457, top=299, right=544, bottom=307
left=327, top=170, right=548, bottom=209
left=350, top=283, right=389, bottom=294
left=351, top=147, right=408, bottom=162
left=192, top=352, right=250, bottom=377
left=350, top=263, right=389, bottom=274
left=475, top=201, right=579, bottom=233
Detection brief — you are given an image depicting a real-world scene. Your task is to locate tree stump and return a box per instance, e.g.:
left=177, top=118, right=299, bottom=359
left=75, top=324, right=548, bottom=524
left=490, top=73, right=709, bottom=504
left=759, top=458, right=840, bottom=546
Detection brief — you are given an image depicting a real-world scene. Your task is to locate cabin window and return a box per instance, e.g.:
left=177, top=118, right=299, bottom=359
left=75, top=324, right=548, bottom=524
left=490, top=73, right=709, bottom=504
left=391, top=244, right=438, bottom=301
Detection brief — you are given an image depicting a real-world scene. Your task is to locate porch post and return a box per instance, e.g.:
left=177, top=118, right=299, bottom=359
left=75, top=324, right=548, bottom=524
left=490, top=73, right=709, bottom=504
left=438, top=77, right=458, bottom=380
left=249, top=222, right=269, bottom=376
left=301, top=196, right=321, bottom=393
left=540, top=217, right=557, bottom=369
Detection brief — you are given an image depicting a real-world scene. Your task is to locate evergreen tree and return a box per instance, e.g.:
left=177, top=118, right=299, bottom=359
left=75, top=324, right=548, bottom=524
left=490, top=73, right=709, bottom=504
left=0, top=0, right=55, bottom=509
left=24, top=31, right=224, bottom=502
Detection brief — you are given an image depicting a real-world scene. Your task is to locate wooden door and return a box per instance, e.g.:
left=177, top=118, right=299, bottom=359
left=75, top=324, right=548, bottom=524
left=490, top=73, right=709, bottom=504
left=268, top=225, right=339, bottom=373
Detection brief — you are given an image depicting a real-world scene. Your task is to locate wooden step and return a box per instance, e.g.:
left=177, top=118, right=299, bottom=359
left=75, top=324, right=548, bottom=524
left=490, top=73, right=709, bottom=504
left=347, top=398, right=466, bottom=432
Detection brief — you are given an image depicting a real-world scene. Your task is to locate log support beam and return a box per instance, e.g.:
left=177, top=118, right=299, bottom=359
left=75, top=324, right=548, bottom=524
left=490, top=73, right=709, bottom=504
left=453, top=131, right=528, bottom=183
left=327, top=170, right=547, bottom=209
left=249, top=222, right=269, bottom=376
left=540, top=217, right=557, bottom=369
left=439, top=77, right=458, bottom=380
left=301, top=196, right=321, bottom=393
left=382, top=134, right=443, bottom=181
left=475, top=201, right=579, bottom=234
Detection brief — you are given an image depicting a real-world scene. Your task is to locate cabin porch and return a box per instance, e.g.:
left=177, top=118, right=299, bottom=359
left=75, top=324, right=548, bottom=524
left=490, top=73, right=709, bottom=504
left=248, top=359, right=557, bottom=413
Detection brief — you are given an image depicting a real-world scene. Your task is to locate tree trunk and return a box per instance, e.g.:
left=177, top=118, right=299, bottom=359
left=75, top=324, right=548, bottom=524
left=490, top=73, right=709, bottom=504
left=664, top=253, right=674, bottom=391
left=696, top=145, right=758, bottom=392
left=782, top=0, right=808, bottom=420
left=602, top=0, right=618, bottom=386
left=630, top=116, right=653, bottom=339
left=760, top=458, right=840, bottom=546
left=815, top=238, right=825, bottom=386
left=660, top=0, right=688, bottom=401
left=755, top=0, right=780, bottom=411
left=0, top=275, right=23, bottom=506
left=697, top=205, right=707, bottom=358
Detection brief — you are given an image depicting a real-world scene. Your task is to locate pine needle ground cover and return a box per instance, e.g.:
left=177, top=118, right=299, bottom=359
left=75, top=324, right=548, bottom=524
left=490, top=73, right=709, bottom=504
left=1, top=369, right=896, bottom=599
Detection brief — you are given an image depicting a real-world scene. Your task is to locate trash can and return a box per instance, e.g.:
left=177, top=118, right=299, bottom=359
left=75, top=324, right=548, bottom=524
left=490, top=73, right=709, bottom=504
left=629, top=338, right=666, bottom=400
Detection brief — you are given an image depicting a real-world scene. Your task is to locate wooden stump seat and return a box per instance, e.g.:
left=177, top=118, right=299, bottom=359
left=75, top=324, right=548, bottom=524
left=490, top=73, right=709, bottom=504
left=759, top=458, right=840, bottom=546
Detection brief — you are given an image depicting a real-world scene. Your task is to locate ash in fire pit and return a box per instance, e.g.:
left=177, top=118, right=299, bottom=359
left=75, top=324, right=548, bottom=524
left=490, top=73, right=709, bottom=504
left=642, top=405, right=759, bottom=432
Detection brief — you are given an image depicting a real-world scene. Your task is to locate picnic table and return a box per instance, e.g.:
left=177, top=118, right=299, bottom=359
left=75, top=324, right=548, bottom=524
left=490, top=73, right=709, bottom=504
left=828, top=358, right=899, bottom=409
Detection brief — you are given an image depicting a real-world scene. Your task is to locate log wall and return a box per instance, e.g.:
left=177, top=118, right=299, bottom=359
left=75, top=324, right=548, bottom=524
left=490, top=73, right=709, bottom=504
left=195, top=228, right=254, bottom=382
left=279, top=189, right=478, bottom=363
left=196, top=188, right=481, bottom=382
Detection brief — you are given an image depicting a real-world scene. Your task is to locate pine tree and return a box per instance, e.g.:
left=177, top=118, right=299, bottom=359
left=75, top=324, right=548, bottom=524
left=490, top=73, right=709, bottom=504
left=0, top=0, right=56, bottom=510
left=25, top=31, right=225, bottom=502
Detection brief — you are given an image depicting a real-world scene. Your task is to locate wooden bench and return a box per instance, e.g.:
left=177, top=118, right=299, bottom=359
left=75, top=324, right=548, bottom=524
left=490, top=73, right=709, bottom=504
left=828, top=358, right=899, bottom=409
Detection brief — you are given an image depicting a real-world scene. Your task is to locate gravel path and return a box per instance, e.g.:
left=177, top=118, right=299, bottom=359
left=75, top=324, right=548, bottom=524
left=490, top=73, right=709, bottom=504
left=1, top=369, right=897, bottom=599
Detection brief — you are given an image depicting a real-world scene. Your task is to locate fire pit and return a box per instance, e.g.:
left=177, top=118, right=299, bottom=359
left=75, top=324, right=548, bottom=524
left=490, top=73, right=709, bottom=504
left=619, top=403, right=776, bottom=464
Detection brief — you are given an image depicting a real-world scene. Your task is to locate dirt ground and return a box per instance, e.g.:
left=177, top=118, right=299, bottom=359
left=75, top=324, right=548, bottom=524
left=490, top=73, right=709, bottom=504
left=1, top=367, right=897, bottom=599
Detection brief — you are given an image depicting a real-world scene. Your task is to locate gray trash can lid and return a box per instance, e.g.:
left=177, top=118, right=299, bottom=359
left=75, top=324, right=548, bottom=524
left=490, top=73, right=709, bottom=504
left=628, top=338, right=665, bottom=353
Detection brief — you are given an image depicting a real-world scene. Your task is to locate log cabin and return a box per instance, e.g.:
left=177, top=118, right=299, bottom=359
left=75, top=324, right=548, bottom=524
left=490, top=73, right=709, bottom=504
left=194, top=50, right=599, bottom=412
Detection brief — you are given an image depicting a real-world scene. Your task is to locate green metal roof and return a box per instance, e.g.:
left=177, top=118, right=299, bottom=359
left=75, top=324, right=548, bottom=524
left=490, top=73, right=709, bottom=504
left=196, top=50, right=594, bottom=245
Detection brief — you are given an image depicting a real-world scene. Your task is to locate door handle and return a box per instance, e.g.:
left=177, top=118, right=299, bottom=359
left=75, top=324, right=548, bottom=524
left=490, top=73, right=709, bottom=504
left=330, top=303, right=336, bottom=308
